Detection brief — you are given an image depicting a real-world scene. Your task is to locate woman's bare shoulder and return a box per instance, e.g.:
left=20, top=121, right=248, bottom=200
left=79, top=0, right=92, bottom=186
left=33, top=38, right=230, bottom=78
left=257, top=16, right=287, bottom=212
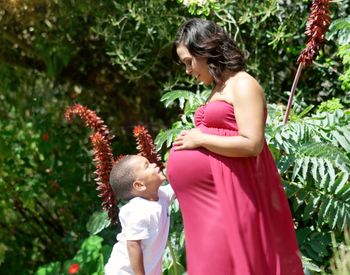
left=232, top=72, right=262, bottom=89
left=230, top=72, right=265, bottom=103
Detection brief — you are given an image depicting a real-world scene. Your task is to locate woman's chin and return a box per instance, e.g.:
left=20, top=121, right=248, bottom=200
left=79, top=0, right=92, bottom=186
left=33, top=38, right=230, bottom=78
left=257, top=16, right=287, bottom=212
left=199, top=79, right=212, bottom=85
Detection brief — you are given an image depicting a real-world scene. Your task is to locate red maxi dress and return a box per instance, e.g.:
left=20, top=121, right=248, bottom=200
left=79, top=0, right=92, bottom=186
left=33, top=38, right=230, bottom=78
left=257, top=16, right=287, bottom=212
left=166, top=100, right=304, bottom=275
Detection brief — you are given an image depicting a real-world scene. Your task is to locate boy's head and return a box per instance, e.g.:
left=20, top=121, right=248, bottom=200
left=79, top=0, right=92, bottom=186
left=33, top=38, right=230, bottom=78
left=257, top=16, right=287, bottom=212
left=109, top=155, right=166, bottom=201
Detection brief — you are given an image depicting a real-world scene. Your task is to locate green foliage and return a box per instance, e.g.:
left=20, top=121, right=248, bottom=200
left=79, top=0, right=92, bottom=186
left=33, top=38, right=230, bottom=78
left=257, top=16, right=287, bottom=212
left=177, top=0, right=220, bottom=16
left=327, top=17, right=350, bottom=93
left=35, top=235, right=112, bottom=275
left=162, top=199, right=187, bottom=275
left=0, top=75, right=105, bottom=274
left=93, top=0, right=185, bottom=81
left=317, top=98, right=344, bottom=113
left=35, top=262, right=61, bottom=275
left=266, top=104, right=350, bottom=271
left=156, top=87, right=210, bottom=153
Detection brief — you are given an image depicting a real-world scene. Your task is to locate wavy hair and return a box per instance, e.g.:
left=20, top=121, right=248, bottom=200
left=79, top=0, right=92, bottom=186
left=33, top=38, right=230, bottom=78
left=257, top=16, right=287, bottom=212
left=172, top=18, right=246, bottom=84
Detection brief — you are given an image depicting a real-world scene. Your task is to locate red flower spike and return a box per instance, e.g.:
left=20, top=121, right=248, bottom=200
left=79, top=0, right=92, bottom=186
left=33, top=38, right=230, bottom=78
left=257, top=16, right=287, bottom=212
left=64, top=104, right=118, bottom=224
left=133, top=125, right=164, bottom=170
left=297, top=0, right=331, bottom=67
left=90, top=132, right=117, bottom=224
left=64, top=104, right=112, bottom=142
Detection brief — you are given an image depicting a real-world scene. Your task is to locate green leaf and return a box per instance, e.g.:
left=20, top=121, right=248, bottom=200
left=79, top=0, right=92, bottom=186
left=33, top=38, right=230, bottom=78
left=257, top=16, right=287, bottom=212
left=86, top=211, right=111, bottom=235
left=163, top=261, right=185, bottom=275
left=311, top=157, right=319, bottom=184
left=328, top=201, right=338, bottom=229
left=318, top=197, right=332, bottom=223
left=155, top=129, right=182, bottom=150
left=336, top=203, right=346, bottom=230
left=277, top=155, right=295, bottom=175
left=34, top=262, right=61, bottom=275
left=309, top=239, right=328, bottom=257
left=325, top=159, right=336, bottom=185
left=318, top=158, right=326, bottom=179
left=334, top=172, right=349, bottom=195
left=302, top=156, right=310, bottom=179
left=333, top=130, right=350, bottom=152
left=303, top=195, right=320, bottom=221
left=292, top=158, right=303, bottom=181
left=296, top=227, right=312, bottom=245
left=160, top=90, right=193, bottom=109
left=301, top=256, right=321, bottom=272
left=298, top=105, right=314, bottom=118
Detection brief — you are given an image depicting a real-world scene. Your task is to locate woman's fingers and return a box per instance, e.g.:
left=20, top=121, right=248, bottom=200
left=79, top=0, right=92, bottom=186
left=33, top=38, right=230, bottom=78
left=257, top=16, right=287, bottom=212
left=173, top=140, right=183, bottom=146
left=173, top=139, right=185, bottom=150
left=175, top=130, right=188, bottom=142
left=174, top=144, right=184, bottom=150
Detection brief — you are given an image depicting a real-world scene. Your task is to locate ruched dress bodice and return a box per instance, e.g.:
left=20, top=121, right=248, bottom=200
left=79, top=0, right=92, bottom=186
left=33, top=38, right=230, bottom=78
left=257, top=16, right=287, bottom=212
left=166, top=101, right=303, bottom=275
left=195, top=100, right=237, bottom=130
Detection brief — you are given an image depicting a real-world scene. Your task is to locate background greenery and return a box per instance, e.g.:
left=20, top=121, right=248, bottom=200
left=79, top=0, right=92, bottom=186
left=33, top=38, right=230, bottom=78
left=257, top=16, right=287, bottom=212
left=0, top=0, right=349, bottom=274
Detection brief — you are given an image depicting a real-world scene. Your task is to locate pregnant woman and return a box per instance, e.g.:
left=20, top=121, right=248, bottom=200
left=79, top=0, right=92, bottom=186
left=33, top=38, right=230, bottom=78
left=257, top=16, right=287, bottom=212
left=166, top=18, right=304, bottom=275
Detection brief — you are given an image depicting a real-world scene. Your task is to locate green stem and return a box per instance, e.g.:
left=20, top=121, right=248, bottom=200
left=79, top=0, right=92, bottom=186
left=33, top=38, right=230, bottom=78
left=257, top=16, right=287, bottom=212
left=167, top=239, right=178, bottom=275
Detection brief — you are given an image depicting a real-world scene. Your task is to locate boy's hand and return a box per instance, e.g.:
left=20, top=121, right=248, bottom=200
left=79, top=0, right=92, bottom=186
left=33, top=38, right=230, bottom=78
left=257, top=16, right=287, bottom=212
left=127, top=240, right=145, bottom=275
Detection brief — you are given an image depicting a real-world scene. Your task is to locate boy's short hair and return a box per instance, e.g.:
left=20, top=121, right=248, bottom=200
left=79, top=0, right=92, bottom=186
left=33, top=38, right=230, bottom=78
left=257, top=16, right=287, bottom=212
left=109, top=155, right=137, bottom=200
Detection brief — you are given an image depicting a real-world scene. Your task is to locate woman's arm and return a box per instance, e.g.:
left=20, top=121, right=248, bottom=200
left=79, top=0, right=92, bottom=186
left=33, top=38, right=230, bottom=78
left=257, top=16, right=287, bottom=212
left=127, top=240, right=145, bottom=275
left=173, top=74, right=266, bottom=157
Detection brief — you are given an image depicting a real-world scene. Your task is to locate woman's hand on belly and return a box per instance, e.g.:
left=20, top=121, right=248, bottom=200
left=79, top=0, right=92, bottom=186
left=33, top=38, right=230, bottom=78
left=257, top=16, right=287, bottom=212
left=173, top=128, right=203, bottom=150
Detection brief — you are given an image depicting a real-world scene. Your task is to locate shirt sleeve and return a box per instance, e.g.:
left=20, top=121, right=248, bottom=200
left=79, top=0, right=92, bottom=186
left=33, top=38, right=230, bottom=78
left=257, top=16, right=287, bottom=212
left=124, top=206, right=151, bottom=240
left=159, top=184, right=176, bottom=205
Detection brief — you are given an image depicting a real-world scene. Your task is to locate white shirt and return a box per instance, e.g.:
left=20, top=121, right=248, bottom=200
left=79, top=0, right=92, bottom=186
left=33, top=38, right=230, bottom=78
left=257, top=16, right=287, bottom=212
left=105, top=185, right=175, bottom=275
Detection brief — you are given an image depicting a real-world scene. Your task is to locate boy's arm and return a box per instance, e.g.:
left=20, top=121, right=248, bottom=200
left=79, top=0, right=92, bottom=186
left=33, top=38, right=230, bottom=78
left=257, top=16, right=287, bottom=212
left=127, top=240, right=145, bottom=275
left=160, top=184, right=176, bottom=204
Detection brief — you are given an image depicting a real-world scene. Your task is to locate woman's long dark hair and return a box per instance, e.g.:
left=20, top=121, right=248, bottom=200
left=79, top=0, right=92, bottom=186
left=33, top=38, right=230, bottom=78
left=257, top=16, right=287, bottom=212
left=172, top=18, right=246, bottom=84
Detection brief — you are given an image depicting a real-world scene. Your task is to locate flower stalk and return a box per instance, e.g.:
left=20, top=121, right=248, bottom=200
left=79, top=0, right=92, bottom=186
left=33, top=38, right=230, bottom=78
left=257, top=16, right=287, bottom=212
left=283, top=0, right=331, bottom=124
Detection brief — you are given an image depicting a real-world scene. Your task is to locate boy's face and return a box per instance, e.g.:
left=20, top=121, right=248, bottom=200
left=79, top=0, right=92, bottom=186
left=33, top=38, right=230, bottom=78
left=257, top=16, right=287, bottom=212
left=130, top=156, right=166, bottom=193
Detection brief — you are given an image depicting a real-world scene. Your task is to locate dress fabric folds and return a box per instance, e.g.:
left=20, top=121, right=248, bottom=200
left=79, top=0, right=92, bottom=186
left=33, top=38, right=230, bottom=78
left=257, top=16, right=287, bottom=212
left=167, top=100, right=303, bottom=275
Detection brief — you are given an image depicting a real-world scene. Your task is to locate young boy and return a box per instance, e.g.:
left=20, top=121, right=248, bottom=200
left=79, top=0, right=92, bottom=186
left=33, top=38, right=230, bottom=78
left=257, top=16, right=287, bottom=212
left=104, top=155, right=175, bottom=275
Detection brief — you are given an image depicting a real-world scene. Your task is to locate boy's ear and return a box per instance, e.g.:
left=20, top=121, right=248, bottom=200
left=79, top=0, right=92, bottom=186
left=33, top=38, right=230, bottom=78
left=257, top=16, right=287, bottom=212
left=132, top=180, right=146, bottom=192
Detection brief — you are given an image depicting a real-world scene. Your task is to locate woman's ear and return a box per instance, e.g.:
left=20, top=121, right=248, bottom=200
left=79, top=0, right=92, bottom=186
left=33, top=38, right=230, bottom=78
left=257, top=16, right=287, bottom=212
left=132, top=180, right=146, bottom=192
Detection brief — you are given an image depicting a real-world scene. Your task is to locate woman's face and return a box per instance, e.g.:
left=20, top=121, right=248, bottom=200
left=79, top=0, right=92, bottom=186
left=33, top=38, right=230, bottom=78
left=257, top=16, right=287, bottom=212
left=176, top=43, right=213, bottom=85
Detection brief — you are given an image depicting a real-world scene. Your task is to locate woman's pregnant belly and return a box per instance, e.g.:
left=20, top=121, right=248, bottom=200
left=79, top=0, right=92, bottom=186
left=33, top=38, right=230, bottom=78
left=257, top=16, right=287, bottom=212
left=166, top=147, right=231, bottom=272
left=167, top=147, right=212, bottom=192
left=166, top=147, right=218, bottom=210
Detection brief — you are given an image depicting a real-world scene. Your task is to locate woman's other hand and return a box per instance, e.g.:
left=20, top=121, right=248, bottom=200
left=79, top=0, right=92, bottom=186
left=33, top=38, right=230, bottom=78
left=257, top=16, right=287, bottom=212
left=173, top=128, right=203, bottom=150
